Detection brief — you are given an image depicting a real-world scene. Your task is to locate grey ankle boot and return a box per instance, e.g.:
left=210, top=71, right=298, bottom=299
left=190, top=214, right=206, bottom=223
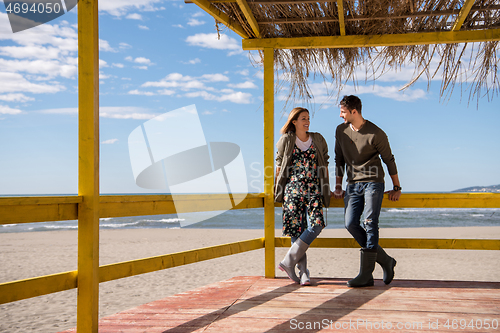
left=296, top=253, right=310, bottom=286
left=376, top=246, right=397, bottom=285
left=279, top=238, right=309, bottom=283
left=347, top=248, right=377, bottom=288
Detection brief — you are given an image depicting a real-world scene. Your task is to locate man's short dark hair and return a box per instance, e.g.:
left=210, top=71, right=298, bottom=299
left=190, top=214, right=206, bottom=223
left=340, top=95, right=362, bottom=115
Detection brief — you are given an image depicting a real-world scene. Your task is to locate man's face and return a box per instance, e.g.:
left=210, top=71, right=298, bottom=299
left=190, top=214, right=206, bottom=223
left=340, top=105, right=353, bottom=124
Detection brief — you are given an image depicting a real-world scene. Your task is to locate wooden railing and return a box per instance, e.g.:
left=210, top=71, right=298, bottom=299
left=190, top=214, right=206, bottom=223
left=1, top=192, right=499, bottom=306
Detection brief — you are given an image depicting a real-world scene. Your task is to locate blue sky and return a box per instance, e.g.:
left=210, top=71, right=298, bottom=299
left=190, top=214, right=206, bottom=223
left=0, top=0, right=499, bottom=195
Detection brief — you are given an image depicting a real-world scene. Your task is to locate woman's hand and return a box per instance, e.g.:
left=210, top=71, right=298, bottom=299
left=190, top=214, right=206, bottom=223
left=333, top=186, right=344, bottom=199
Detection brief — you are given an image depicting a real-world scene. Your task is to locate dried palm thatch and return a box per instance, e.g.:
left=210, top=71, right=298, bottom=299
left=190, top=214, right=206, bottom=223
left=194, top=0, right=499, bottom=106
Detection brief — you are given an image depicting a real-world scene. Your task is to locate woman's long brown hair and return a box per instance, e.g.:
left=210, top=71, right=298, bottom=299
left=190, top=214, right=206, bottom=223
left=280, top=107, right=309, bottom=134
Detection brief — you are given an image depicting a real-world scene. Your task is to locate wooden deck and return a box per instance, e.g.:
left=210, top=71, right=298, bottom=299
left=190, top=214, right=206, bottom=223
left=60, top=276, right=500, bottom=333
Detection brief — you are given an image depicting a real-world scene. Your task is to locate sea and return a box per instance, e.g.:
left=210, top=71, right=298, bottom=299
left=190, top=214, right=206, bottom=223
left=1, top=207, right=499, bottom=233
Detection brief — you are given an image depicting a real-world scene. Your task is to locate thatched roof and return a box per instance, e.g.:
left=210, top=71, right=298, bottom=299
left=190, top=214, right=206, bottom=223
left=189, top=0, right=500, bottom=104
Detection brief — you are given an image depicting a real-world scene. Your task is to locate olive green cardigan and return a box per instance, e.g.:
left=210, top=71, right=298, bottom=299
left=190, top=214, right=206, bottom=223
left=275, top=131, right=331, bottom=207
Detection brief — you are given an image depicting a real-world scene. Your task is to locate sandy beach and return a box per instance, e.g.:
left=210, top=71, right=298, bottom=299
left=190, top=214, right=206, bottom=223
left=1, top=226, right=499, bottom=333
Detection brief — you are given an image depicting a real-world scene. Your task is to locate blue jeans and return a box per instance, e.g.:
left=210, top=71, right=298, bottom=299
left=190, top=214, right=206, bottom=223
left=344, top=182, right=384, bottom=250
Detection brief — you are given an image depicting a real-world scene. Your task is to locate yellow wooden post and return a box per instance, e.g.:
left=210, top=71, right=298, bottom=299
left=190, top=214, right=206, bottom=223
left=77, top=0, right=100, bottom=331
left=263, top=47, right=275, bottom=278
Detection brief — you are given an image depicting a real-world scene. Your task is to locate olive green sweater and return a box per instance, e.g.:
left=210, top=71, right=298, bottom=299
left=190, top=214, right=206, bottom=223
left=334, top=120, right=397, bottom=184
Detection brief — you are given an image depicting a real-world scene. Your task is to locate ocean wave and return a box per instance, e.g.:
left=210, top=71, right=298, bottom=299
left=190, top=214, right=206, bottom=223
left=137, top=218, right=185, bottom=223
left=385, top=208, right=498, bottom=213
left=27, top=225, right=78, bottom=231
left=101, top=222, right=140, bottom=228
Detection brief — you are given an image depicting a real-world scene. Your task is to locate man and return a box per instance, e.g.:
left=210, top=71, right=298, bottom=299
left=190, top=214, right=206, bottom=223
left=333, top=95, right=401, bottom=287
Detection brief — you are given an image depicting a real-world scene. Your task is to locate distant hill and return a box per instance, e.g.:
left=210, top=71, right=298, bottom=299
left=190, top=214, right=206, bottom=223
left=452, top=184, right=500, bottom=193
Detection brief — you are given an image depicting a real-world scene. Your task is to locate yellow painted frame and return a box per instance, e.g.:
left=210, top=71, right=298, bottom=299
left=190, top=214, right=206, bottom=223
left=1, top=0, right=500, bottom=331
left=2, top=192, right=499, bottom=226
left=77, top=0, right=100, bottom=330
left=0, top=238, right=264, bottom=305
left=242, top=29, right=500, bottom=50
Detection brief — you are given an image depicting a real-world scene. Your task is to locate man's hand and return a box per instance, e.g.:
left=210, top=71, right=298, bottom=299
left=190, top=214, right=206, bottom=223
left=387, top=190, right=401, bottom=201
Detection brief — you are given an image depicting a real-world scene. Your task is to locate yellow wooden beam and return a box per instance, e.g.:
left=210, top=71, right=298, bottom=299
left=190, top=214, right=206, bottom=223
left=263, top=47, right=275, bottom=278
left=190, top=0, right=249, bottom=38
left=0, top=271, right=77, bottom=305
left=452, top=0, right=475, bottom=31
left=0, top=203, right=77, bottom=224
left=236, top=0, right=261, bottom=37
left=78, top=0, right=100, bottom=330
left=2, top=193, right=499, bottom=225
left=99, top=193, right=264, bottom=218
left=242, top=28, right=500, bottom=50
left=275, top=193, right=500, bottom=209
left=276, top=237, right=500, bottom=250
left=99, top=238, right=264, bottom=282
left=337, top=0, right=345, bottom=36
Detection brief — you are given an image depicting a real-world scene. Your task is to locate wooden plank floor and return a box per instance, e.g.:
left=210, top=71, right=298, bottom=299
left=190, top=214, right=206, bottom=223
left=60, top=276, right=500, bottom=333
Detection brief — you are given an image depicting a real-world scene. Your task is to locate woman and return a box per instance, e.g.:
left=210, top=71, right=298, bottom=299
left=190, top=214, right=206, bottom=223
left=275, top=107, right=331, bottom=285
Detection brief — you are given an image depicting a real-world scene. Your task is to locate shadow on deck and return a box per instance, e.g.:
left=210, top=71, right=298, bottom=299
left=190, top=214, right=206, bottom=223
left=60, top=276, right=500, bottom=333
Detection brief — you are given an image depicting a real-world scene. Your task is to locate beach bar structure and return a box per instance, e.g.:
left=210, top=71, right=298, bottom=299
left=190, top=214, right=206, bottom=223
left=1, top=0, right=500, bottom=332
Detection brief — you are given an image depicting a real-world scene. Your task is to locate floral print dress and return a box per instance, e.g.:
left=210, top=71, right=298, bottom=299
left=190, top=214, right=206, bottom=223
left=282, top=143, right=325, bottom=238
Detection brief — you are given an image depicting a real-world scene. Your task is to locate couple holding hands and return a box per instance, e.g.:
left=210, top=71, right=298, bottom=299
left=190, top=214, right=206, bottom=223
left=275, top=95, right=402, bottom=287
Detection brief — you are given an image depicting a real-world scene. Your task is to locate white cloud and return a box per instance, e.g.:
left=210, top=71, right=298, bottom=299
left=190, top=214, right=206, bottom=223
left=183, top=58, right=200, bottom=65
left=186, top=33, right=240, bottom=51
left=201, top=74, right=230, bottom=82
left=0, top=105, right=22, bottom=115
left=192, top=12, right=205, bottom=18
left=101, top=139, right=119, bottom=144
left=38, top=108, right=78, bottom=114
left=99, top=39, right=117, bottom=52
left=119, top=43, right=132, bottom=49
left=38, top=106, right=156, bottom=119
left=128, top=89, right=155, bottom=96
left=228, top=81, right=258, bottom=89
left=112, top=63, right=125, bottom=68
left=0, top=93, right=34, bottom=102
left=134, top=57, right=152, bottom=65
left=138, top=72, right=253, bottom=104
left=173, top=24, right=184, bottom=28
left=281, top=82, right=428, bottom=104
left=138, top=25, right=150, bottom=30
left=236, top=69, right=249, bottom=76
left=99, top=71, right=111, bottom=79
left=0, top=14, right=79, bottom=99
left=0, top=58, right=77, bottom=78
left=99, top=106, right=156, bottom=119
left=187, top=18, right=205, bottom=26
left=126, top=13, right=143, bottom=20
left=0, top=72, right=64, bottom=94
left=0, top=45, right=61, bottom=60
left=218, top=91, right=252, bottom=104
left=126, top=56, right=153, bottom=68
left=158, top=89, right=175, bottom=95
left=98, top=0, right=164, bottom=17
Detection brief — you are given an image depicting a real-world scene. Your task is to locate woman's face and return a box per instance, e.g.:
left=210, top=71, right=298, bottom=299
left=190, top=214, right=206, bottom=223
left=293, top=111, right=310, bottom=132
